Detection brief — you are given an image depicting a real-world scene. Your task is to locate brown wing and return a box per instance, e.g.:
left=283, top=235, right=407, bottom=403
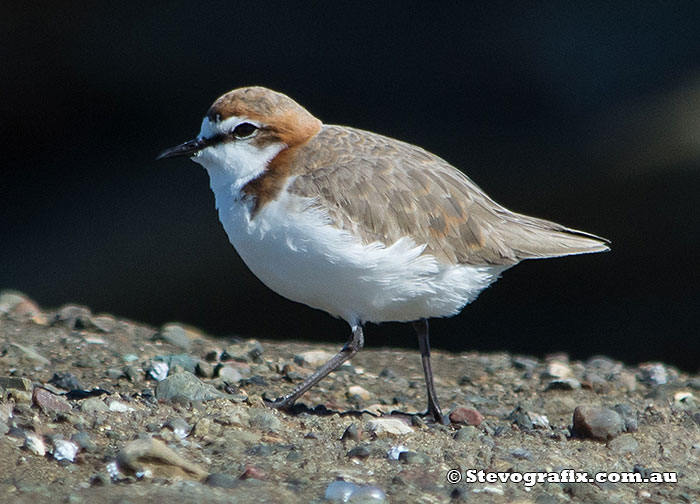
left=288, top=125, right=609, bottom=266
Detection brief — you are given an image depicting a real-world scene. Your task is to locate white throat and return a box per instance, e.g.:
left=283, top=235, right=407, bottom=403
left=191, top=116, right=285, bottom=208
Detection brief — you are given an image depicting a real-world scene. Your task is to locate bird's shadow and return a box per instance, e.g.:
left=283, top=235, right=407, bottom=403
left=278, top=402, right=445, bottom=425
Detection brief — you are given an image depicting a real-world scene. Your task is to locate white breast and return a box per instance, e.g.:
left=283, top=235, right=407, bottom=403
left=194, top=137, right=506, bottom=326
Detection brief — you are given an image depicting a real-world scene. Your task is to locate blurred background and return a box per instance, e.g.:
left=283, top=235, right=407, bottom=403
left=2, top=2, right=699, bottom=371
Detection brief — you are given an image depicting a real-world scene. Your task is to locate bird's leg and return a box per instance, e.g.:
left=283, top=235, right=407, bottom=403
left=267, top=324, right=364, bottom=410
left=413, top=318, right=449, bottom=424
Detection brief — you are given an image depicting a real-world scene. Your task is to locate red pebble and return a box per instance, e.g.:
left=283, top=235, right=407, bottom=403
left=449, top=406, right=484, bottom=426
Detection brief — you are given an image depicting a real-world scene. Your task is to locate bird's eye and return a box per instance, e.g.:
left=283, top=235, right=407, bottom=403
left=232, top=122, right=258, bottom=139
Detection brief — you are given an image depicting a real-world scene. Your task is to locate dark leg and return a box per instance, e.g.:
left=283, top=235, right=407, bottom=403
left=413, top=318, right=449, bottom=424
left=267, top=324, right=364, bottom=410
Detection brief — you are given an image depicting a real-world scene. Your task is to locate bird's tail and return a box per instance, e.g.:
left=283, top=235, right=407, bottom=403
left=504, top=213, right=610, bottom=260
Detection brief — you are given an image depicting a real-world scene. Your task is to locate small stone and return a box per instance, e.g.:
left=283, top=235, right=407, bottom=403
left=9, top=343, right=51, bottom=366
left=32, top=387, right=72, bottom=414
left=106, top=368, right=125, bottom=380
left=294, top=350, right=334, bottom=368
left=347, top=444, right=371, bottom=459
left=612, top=404, right=638, bottom=432
left=572, top=406, right=624, bottom=441
left=48, top=372, right=82, bottom=391
left=638, top=363, right=668, bottom=386
left=155, top=323, right=201, bottom=351
left=116, top=437, right=208, bottom=480
left=366, top=418, right=413, bottom=437
left=398, top=450, right=429, bottom=464
left=608, top=434, right=638, bottom=454
left=546, top=378, right=581, bottom=391
left=247, top=408, right=282, bottom=432
left=52, top=305, right=93, bottom=330
left=386, top=445, right=408, bottom=460
left=108, top=400, right=133, bottom=412
left=347, top=385, right=371, bottom=401
left=195, top=361, right=214, bottom=378
left=0, top=376, right=32, bottom=391
left=454, top=426, right=478, bottom=442
left=529, top=412, right=550, bottom=429
left=165, top=418, right=192, bottom=439
left=341, top=423, right=361, bottom=441
left=511, top=447, right=533, bottom=460
left=240, top=464, right=266, bottom=480
left=349, top=485, right=386, bottom=503
left=80, top=397, right=110, bottom=413
left=0, top=403, right=12, bottom=422
left=221, top=340, right=264, bottom=363
left=217, top=365, right=243, bottom=383
left=206, top=473, right=239, bottom=488
left=71, top=432, right=97, bottom=453
left=0, top=291, right=43, bottom=323
left=155, top=371, right=224, bottom=402
left=53, top=439, right=79, bottom=462
left=449, top=406, right=484, bottom=426
left=24, top=432, right=46, bottom=456
left=91, top=315, right=117, bottom=332
left=148, top=361, right=169, bottom=381
left=378, top=368, right=397, bottom=380
left=325, top=481, right=360, bottom=502
left=543, top=361, right=573, bottom=379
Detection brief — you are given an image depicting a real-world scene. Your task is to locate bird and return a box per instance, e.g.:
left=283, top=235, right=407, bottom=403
left=157, top=86, right=609, bottom=424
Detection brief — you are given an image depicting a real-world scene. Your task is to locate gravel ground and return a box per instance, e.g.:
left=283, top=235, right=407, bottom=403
left=1, top=290, right=699, bottom=503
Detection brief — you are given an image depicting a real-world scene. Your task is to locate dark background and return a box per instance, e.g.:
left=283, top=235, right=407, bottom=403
left=2, top=3, right=699, bottom=371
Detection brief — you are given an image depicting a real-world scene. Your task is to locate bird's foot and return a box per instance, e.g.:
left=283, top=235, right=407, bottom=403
left=264, top=395, right=295, bottom=411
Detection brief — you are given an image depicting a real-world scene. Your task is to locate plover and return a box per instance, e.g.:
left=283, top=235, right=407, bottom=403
left=158, top=86, right=609, bottom=423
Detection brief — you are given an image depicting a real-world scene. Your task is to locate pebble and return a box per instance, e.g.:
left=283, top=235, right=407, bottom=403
left=196, top=361, right=214, bottom=378
left=294, top=350, right=335, bottom=368
left=165, top=418, right=192, bottom=439
left=366, top=418, right=413, bottom=437
left=398, top=450, right=429, bottom=464
left=148, top=361, right=169, bottom=381
left=386, top=445, right=408, bottom=460
left=217, top=365, right=243, bottom=383
left=106, top=368, right=125, bottom=380
left=10, top=343, right=51, bottom=366
left=511, top=447, right=533, bottom=460
left=572, top=406, right=625, bottom=441
left=206, top=472, right=240, bottom=488
left=24, top=432, right=46, bottom=456
left=449, top=406, right=484, bottom=426
left=638, top=363, right=668, bottom=386
left=153, top=354, right=198, bottom=374
left=0, top=376, right=32, bottom=391
left=108, top=400, right=133, bottom=412
left=155, top=371, right=224, bottom=402
left=348, top=485, right=386, bottom=503
left=543, top=361, right=573, bottom=379
left=155, top=323, right=199, bottom=350
left=347, top=385, right=371, bottom=401
left=240, top=464, right=266, bottom=480
left=546, top=378, right=581, bottom=391
left=91, top=315, right=117, bottom=333
left=80, top=397, right=109, bottom=413
left=53, top=439, right=79, bottom=462
left=341, top=423, right=361, bottom=442
left=32, top=387, right=72, bottom=414
left=347, top=445, right=371, bottom=459
left=608, top=434, right=639, bottom=454
left=221, top=340, right=264, bottom=363
left=116, top=437, right=208, bottom=480
left=454, top=426, right=478, bottom=442
left=0, top=403, right=12, bottom=423
left=0, top=291, right=45, bottom=324
left=52, top=305, right=94, bottom=330
left=612, top=404, right=638, bottom=432
left=71, top=432, right=97, bottom=453
left=325, top=480, right=359, bottom=502
left=247, top=408, right=282, bottom=432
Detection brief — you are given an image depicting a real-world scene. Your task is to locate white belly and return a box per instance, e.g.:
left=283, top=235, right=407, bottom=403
left=216, top=187, right=505, bottom=326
